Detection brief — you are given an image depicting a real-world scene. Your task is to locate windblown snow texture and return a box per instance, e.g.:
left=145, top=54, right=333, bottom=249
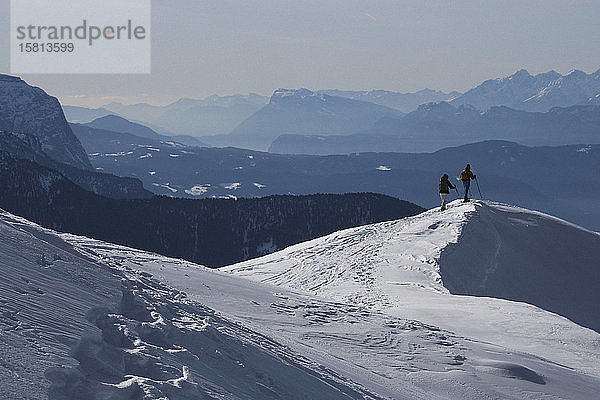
left=68, top=202, right=600, bottom=399
left=1, top=201, right=600, bottom=399
left=0, top=211, right=379, bottom=400
left=224, top=200, right=600, bottom=334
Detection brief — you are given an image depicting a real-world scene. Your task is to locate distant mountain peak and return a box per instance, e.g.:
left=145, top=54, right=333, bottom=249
left=506, top=69, right=533, bottom=82
left=85, top=114, right=162, bottom=141
left=270, top=88, right=325, bottom=105
left=92, top=114, right=128, bottom=123
left=536, top=69, right=561, bottom=81
left=566, top=69, right=587, bottom=79
left=272, top=88, right=315, bottom=98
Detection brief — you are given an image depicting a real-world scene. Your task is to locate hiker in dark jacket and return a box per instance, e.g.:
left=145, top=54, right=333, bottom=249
left=460, top=164, right=476, bottom=202
left=439, top=173, right=456, bottom=211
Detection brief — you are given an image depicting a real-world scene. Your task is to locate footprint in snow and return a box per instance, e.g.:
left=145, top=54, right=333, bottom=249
left=428, top=222, right=440, bottom=230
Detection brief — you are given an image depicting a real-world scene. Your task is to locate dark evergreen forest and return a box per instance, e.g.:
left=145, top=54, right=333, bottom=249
left=0, top=154, right=424, bottom=266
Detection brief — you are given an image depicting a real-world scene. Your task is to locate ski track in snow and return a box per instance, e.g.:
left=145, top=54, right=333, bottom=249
left=221, top=200, right=600, bottom=379
left=1, top=201, right=600, bottom=399
left=225, top=201, right=468, bottom=308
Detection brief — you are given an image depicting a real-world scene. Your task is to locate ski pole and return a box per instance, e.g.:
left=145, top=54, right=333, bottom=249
left=474, top=178, right=483, bottom=199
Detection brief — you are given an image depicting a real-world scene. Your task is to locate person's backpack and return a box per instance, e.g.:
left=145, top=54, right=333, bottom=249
left=439, top=178, right=449, bottom=193
left=460, top=170, right=471, bottom=182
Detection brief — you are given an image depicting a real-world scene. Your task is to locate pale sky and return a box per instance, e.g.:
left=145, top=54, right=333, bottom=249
left=1, top=0, right=600, bottom=107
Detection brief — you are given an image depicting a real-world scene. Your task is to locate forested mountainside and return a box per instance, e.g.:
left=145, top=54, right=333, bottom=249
left=0, top=154, right=423, bottom=266
left=0, top=130, right=151, bottom=199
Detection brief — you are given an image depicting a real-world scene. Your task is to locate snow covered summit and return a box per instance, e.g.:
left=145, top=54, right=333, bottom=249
left=223, top=200, right=600, bottom=332
left=451, top=68, right=600, bottom=112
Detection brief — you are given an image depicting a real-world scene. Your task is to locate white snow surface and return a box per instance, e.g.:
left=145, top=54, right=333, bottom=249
left=184, top=184, right=211, bottom=196
left=222, top=201, right=600, bottom=380
left=1, top=201, right=600, bottom=399
left=223, top=182, right=241, bottom=190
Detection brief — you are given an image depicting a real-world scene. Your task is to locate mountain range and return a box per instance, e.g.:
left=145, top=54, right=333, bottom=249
left=9, top=72, right=593, bottom=233
left=71, top=120, right=600, bottom=231
left=451, top=68, right=600, bottom=112
left=60, top=68, right=600, bottom=154
left=64, top=93, right=268, bottom=137
left=319, top=88, right=461, bottom=112
left=200, top=88, right=406, bottom=150
left=270, top=102, right=600, bottom=154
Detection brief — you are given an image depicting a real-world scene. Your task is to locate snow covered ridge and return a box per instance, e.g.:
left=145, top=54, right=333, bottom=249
left=59, top=204, right=600, bottom=397
left=451, top=68, right=600, bottom=112
left=222, top=200, right=476, bottom=302
left=2, top=205, right=600, bottom=398
left=439, top=201, right=600, bottom=332
left=271, top=87, right=318, bottom=100
left=223, top=201, right=600, bottom=344
left=223, top=199, right=600, bottom=331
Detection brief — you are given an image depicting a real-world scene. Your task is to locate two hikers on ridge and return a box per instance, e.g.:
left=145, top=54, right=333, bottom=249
left=439, top=164, right=477, bottom=211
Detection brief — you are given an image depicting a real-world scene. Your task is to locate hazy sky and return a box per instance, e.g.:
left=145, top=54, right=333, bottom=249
left=1, top=0, right=600, bottom=107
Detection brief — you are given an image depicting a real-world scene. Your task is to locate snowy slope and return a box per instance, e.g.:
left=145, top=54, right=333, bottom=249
left=0, top=210, right=381, bottom=399
left=224, top=200, right=600, bottom=331
left=64, top=204, right=600, bottom=399
left=222, top=200, right=600, bottom=374
left=439, top=202, right=600, bottom=332
left=2, top=203, right=600, bottom=399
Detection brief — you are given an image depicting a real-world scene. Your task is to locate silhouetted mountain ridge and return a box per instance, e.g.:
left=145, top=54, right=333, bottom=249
left=271, top=103, right=600, bottom=154
left=202, top=88, right=405, bottom=150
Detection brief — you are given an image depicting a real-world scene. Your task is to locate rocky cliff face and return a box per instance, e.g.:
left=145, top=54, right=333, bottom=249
left=0, top=74, right=91, bottom=170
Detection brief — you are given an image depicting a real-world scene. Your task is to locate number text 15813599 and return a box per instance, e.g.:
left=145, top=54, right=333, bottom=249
left=18, top=43, right=75, bottom=53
